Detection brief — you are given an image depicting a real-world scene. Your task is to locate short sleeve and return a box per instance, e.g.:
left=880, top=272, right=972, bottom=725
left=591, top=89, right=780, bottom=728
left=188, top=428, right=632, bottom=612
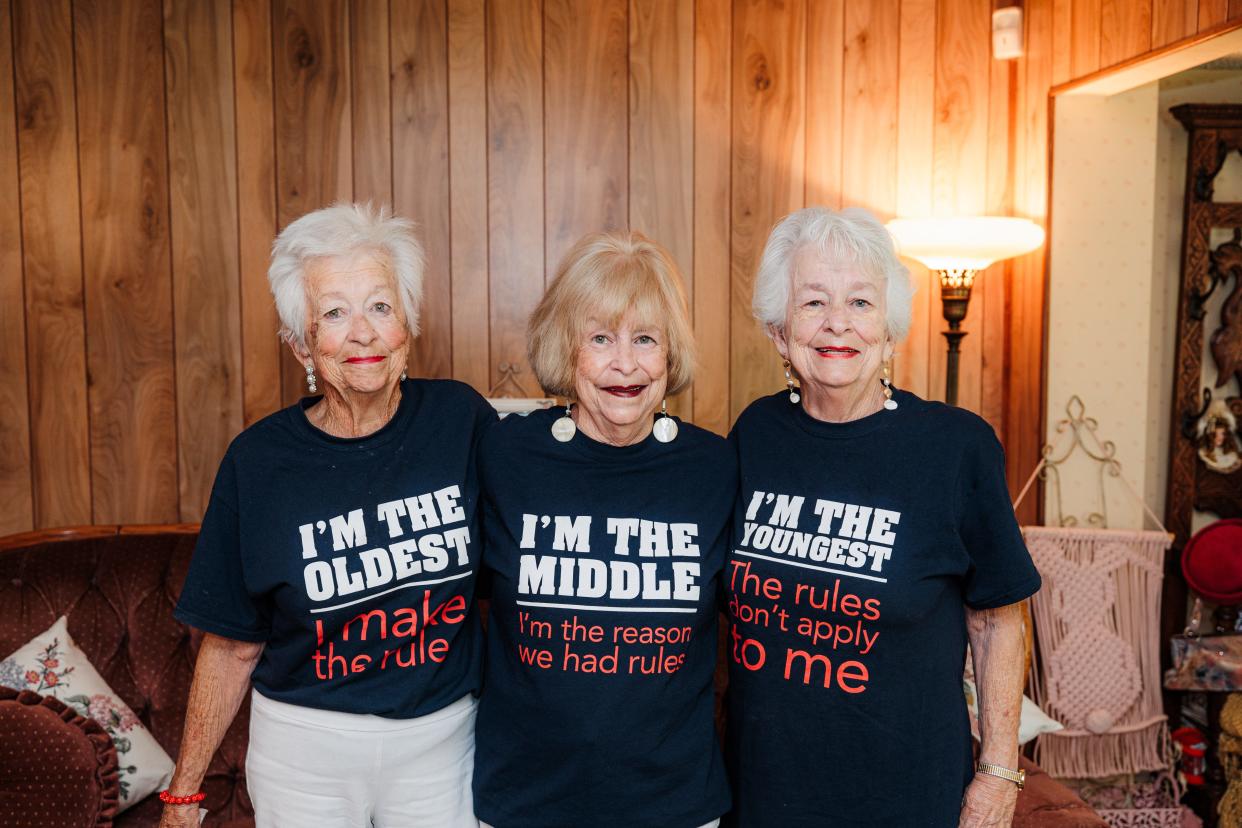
left=174, top=453, right=271, bottom=641
left=957, top=427, right=1042, bottom=610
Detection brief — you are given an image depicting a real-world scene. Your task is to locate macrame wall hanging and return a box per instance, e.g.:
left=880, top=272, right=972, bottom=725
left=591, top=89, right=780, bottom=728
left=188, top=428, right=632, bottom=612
left=1014, top=396, right=1175, bottom=779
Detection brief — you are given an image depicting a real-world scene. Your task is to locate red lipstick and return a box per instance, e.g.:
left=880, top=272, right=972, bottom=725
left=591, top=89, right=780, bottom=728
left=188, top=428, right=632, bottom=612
left=602, top=385, right=645, bottom=397
left=345, top=356, right=386, bottom=364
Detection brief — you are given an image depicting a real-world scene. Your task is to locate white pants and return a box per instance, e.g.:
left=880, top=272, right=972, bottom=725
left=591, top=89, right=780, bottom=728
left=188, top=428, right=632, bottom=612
left=247, top=690, right=478, bottom=828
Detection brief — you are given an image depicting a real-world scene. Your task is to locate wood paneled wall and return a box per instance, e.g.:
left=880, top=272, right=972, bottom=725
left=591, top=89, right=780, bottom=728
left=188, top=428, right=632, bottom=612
left=2, top=0, right=1238, bottom=534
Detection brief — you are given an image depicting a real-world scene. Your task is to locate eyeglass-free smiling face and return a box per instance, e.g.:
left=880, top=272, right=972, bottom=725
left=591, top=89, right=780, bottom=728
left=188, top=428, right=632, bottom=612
left=295, top=252, right=411, bottom=398
left=572, top=314, right=668, bottom=446
left=770, top=246, right=894, bottom=418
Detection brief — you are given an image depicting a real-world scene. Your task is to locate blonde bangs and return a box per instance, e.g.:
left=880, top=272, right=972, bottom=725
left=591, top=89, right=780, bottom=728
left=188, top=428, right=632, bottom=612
left=527, top=231, right=696, bottom=399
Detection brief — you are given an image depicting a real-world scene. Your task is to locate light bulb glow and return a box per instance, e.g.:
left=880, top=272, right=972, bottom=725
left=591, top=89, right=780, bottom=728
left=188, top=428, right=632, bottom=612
left=886, top=216, right=1045, bottom=271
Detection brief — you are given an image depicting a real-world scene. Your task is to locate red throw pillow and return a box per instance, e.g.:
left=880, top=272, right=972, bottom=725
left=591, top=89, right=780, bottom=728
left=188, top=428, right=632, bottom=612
left=0, top=686, right=120, bottom=827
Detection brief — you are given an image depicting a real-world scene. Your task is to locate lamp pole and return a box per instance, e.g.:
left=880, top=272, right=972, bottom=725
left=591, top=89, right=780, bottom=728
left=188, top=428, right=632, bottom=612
left=937, top=268, right=978, bottom=407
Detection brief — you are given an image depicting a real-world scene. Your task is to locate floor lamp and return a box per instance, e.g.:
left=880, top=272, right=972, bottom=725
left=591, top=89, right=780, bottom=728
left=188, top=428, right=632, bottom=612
left=886, top=217, right=1045, bottom=406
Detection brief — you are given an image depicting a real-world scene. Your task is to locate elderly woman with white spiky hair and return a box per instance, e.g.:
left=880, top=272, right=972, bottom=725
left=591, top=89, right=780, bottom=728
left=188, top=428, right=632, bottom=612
left=161, top=204, right=496, bottom=828
left=723, top=207, right=1040, bottom=828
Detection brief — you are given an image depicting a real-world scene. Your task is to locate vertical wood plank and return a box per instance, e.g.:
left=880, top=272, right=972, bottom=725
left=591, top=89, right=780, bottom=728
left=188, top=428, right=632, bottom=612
left=392, top=0, right=451, bottom=379
left=1230, top=0, right=1242, bottom=20
left=234, top=0, right=282, bottom=426
left=1151, top=0, right=1197, bottom=46
left=932, top=0, right=989, bottom=412
left=487, top=0, right=542, bottom=395
left=730, top=0, right=806, bottom=419
left=980, top=58, right=1014, bottom=435
left=1071, top=0, right=1101, bottom=78
left=351, top=0, right=391, bottom=206
left=1199, top=0, right=1227, bottom=29
left=164, top=0, right=244, bottom=521
left=273, top=0, right=352, bottom=403
left=694, top=0, right=732, bottom=434
left=894, top=0, right=935, bottom=400
left=0, top=0, right=33, bottom=535
left=1100, top=0, right=1151, bottom=67
left=841, top=0, right=897, bottom=217
left=630, top=0, right=693, bottom=417
left=544, top=0, right=629, bottom=274
left=1052, top=0, right=1072, bottom=84
left=13, top=0, right=91, bottom=527
left=805, top=0, right=843, bottom=210
left=448, top=0, right=490, bottom=393
left=1011, top=0, right=1052, bottom=519
left=75, top=0, right=179, bottom=523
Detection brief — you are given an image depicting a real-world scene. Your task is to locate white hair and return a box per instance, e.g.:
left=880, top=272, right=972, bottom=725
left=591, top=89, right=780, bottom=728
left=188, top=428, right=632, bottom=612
left=268, top=203, right=425, bottom=349
left=752, top=206, right=914, bottom=342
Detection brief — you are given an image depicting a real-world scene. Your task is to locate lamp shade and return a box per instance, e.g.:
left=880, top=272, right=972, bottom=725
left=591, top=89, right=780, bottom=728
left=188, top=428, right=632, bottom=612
left=886, top=216, right=1045, bottom=270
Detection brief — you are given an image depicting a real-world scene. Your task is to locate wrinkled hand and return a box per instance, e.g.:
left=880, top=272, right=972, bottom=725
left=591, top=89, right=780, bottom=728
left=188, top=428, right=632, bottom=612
left=158, top=804, right=200, bottom=828
left=959, top=773, right=1019, bottom=827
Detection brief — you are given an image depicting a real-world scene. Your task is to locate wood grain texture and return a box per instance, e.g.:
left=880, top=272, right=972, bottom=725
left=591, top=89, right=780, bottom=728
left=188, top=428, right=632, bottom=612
left=1071, top=0, right=1102, bottom=77
left=932, top=0, right=989, bottom=412
left=351, top=0, right=392, bottom=206
left=1151, top=0, right=1198, bottom=46
left=12, top=0, right=91, bottom=527
left=164, top=0, right=244, bottom=521
left=0, top=0, right=32, bottom=535
left=730, top=0, right=806, bottom=420
left=694, top=0, right=732, bottom=434
left=392, top=0, right=452, bottom=379
left=1052, top=0, right=1073, bottom=84
left=1011, top=0, right=1053, bottom=520
left=629, top=0, right=694, bottom=418
left=1199, top=0, right=1227, bottom=28
left=233, top=0, right=282, bottom=426
left=1230, top=0, right=1242, bottom=20
left=805, top=0, right=843, bottom=210
left=981, top=58, right=1014, bottom=435
left=841, top=0, right=898, bottom=218
left=273, top=0, right=352, bottom=404
left=486, top=0, right=543, bottom=396
left=893, top=0, right=935, bottom=399
left=544, top=0, right=629, bottom=274
left=448, top=0, right=490, bottom=392
left=1101, top=0, right=1152, bottom=67
left=1205, top=0, right=1232, bottom=24
left=74, top=0, right=179, bottom=523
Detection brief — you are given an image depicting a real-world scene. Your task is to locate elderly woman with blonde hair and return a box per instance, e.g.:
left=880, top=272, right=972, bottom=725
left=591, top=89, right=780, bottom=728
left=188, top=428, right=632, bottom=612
left=723, top=207, right=1040, bottom=827
left=160, top=204, right=496, bottom=827
left=472, top=231, right=734, bottom=828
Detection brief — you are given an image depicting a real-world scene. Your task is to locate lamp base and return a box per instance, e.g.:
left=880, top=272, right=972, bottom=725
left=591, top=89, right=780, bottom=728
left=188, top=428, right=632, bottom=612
left=936, top=269, right=979, bottom=407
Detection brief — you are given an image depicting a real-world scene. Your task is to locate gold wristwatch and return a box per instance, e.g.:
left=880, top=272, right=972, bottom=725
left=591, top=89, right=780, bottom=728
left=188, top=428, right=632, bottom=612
left=975, top=762, right=1025, bottom=790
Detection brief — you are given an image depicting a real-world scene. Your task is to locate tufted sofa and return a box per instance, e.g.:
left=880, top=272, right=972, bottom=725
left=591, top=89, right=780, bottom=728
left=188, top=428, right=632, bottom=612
left=0, top=525, right=1106, bottom=827
left=0, top=526, right=252, bottom=827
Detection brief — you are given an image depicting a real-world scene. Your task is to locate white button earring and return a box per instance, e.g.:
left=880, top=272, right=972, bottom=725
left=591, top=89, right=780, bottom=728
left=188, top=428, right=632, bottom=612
left=653, top=399, right=678, bottom=443
left=551, top=402, right=577, bottom=442
left=304, top=361, right=317, bottom=393
left=784, top=360, right=800, bottom=404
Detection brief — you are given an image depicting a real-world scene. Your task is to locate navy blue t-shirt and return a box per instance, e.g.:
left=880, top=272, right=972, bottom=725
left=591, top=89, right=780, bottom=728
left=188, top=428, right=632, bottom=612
left=175, top=379, right=497, bottom=718
left=473, top=407, right=735, bottom=828
left=724, top=390, right=1041, bottom=827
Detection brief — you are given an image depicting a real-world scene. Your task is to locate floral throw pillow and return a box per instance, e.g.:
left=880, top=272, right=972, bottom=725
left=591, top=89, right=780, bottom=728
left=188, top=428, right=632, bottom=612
left=0, top=616, right=175, bottom=811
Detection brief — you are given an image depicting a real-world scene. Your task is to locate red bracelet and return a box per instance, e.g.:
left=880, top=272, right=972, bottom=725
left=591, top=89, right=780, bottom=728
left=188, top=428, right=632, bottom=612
left=159, top=790, right=206, bottom=805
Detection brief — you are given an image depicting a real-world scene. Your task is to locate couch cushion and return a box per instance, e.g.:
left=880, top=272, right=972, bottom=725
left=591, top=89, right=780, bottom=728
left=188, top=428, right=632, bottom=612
left=0, top=530, right=253, bottom=826
left=0, top=686, right=120, bottom=827
left=1, top=616, right=174, bottom=810
left=1013, top=756, right=1110, bottom=828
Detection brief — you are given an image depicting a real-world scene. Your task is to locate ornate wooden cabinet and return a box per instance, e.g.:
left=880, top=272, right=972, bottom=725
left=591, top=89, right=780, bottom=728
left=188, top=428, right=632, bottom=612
left=1163, top=104, right=1242, bottom=827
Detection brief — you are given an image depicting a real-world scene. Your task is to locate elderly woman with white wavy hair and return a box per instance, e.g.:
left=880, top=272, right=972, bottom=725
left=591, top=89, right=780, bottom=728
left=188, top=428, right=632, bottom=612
left=160, top=204, right=496, bottom=828
left=723, top=207, right=1040, bottom=828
